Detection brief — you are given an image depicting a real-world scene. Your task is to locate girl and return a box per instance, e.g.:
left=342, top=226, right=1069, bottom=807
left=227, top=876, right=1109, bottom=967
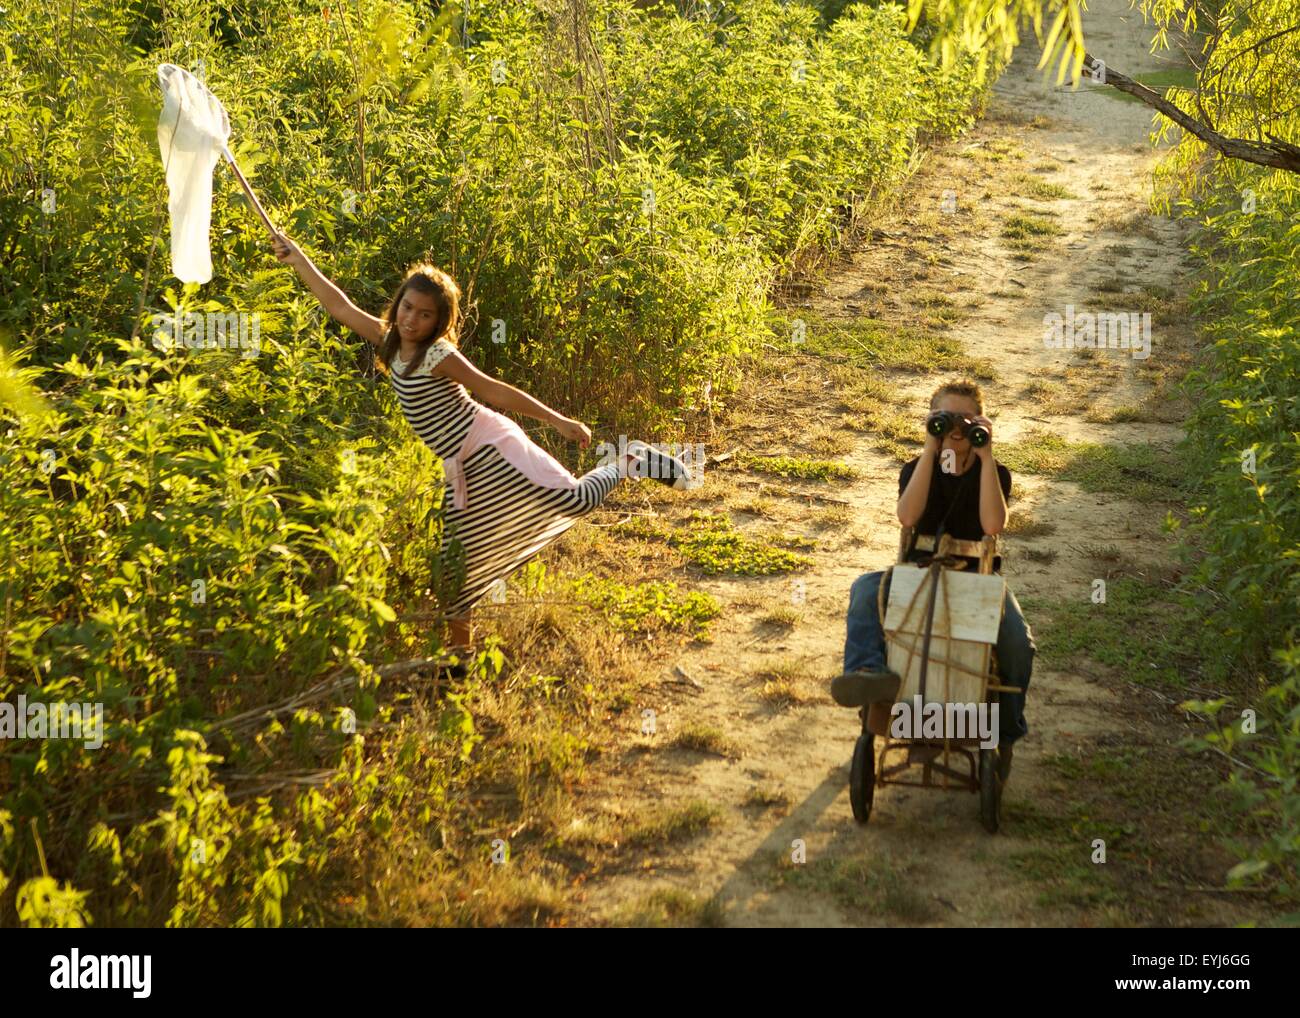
left=270, top=232, right=691, bottom=658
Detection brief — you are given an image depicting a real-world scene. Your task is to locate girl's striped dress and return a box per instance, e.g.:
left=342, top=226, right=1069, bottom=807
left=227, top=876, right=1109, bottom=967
left=388, top=338, right=623, bottom=617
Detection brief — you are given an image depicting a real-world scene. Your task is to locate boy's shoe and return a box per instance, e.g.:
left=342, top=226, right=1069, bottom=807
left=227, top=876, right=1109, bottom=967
left=626, top=440, right=692, bottom=490
left=830, top=669, right=902, bottom=708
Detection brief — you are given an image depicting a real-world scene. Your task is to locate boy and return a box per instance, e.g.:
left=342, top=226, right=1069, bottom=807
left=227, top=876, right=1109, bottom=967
left=832, top=379, right=1035, bottom=776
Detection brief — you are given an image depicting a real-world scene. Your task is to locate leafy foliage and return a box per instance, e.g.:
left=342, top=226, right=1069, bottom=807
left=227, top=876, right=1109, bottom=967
left=1176, top=172, right=1300, bottom=897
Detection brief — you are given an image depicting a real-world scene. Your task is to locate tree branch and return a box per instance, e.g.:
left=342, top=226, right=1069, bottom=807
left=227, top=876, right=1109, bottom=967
left=1082, top=51, right=1300, bottom=175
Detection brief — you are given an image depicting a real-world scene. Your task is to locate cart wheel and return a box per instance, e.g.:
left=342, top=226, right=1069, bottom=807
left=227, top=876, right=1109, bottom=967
left=850, top=733, right=875, bottom=823
left=979, top=748, right=1001, bottom=834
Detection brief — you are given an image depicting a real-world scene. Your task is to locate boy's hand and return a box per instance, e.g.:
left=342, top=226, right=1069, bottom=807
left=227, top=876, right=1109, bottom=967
left=270, top=232, right=304, bottom=268
left=923, top=429, right=942, bottom=457
left=972, top=415, right=994, bottom=458
left=554, top=417, right=592, bottom=448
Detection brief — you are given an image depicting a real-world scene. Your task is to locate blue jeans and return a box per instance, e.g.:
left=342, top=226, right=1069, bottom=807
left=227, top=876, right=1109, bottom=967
left=844, top=569, right=1034, bottom=745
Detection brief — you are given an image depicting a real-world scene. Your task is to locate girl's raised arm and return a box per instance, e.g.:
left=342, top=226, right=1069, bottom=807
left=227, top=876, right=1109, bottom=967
left=271, top=233, right=386, bottom=348
left=434, top=348, right=593, bottom=448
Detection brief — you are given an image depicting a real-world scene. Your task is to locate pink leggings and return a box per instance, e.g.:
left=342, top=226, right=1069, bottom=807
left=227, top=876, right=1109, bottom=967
left=442, top=404, right=585, bottom=512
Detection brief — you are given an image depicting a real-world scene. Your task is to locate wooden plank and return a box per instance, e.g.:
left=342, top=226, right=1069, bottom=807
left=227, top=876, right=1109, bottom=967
left=883, top=566, right=1005, bottom=645
left=887, top=634, right=990, bottom=706
left=883, top=566, right=1006, bottom=709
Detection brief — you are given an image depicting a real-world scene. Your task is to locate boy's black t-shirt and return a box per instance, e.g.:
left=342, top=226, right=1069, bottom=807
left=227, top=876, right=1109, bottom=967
left=897, top=455, right=1013, bottom=571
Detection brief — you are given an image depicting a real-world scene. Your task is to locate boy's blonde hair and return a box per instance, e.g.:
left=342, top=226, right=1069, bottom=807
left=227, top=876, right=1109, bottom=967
left=929, top=378, right=984, bottom=414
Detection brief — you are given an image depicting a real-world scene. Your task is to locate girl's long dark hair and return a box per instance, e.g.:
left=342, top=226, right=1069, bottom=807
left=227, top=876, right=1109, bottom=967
left=379, top=262, right=463, bottom=379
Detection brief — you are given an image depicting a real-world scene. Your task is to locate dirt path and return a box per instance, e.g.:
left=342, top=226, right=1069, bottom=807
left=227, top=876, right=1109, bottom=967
left=565, top=0, right=1264, bottom=927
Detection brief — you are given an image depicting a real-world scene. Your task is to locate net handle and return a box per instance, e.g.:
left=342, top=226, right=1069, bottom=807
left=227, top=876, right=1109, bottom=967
left=219, top=145, right=279, bottom=239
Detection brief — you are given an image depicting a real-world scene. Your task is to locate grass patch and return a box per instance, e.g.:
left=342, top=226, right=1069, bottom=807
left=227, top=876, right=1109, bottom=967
left=754, top=658, right=819, bottom=707
left=807, top=425, right=855, bottom=456
left=996, top=718, right=1264, bottom=923
left=1002, top=212, right=1063, bottom=243
left=995, top=430, right=1185, bottom=502
left=616, top=888, right=726, bottom=927
left=985, top=101, right=1053, bottom=129
left=1077, top=543, right=1125, bottom=564
left=1019, top=378, right=1075, bottom=415
left=842, top=401, right=927, bottom=461
left=1085, top=281, right=1185, bottom=319
left=567, top=576, right=721, bottom=637
left=758, top=678, right=817, bottom=707
left=1018, top=577, right=1236, bottom=689
left=1045, top=747, right=1153, bottom=786
left=729, top=494, right=780, bottom=518
left=748, top=455, right=857, bottom=483
left=966, top=139, right=1026, bottom=162
left=1084, top=403, right=1147, bottom=423
left=417, top=866, right=570, bottom=927
left=999, top=800, right=1131, bottom=913
left=1005, top=510, right=1056, bottom=537
left=755, top=657, right=813, bottom=682
left=813, top=503, right=851, bottom=528
left=909, top=290, right=969, bottom=325
left=1129, top=282, right=1186, bottom=318
left=1008, top=172, right=1079, bottom=200
left=789, top=312, right=995, bottom=377
left=1097, top=208, right=1163, bottom=240
left=743, top=786, right=791, bottom=811
left=613, top=511, right=814, bottom=576
left=769, top=853, right=937, bottom=922
left=670, top=726, right=742, bottom=759
left=623, top=801, right=723, bottom=847
left=765, top=530, right=817, bottom=551
left=758, top=605, right=803, bottom=627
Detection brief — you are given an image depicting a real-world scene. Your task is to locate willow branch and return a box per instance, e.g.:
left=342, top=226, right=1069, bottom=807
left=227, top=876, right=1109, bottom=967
left=1082, top=51, right=1300, bottom=174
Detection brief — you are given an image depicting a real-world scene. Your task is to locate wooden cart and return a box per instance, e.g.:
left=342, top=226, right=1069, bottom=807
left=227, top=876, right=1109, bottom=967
left=849, top=525, right=1016, bottom=832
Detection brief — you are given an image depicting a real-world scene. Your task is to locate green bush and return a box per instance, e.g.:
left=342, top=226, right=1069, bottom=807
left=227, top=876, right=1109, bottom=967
left=0, top=329, right=450, bottom=925
left=2, top=0, right=992, bottom=435
left=1177, top=174, right=1300, bottom=897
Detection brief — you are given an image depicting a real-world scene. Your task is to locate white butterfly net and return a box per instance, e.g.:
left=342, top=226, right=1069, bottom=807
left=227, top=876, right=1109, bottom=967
left=156, top=64, right=231, bottom=284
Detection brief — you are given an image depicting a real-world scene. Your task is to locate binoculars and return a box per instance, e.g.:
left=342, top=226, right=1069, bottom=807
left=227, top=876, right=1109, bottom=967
left=926, top=410, right=990, bottom=448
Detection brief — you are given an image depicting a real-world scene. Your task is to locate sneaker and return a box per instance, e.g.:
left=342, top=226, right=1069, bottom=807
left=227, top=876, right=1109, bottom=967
left=830, top=669, right=901, bottom=708
left=626, top=440, right=692, bottom=490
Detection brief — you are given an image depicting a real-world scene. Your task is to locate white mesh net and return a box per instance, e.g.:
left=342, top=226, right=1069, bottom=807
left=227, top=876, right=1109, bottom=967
left=156, top=64, right=231, bottom=285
